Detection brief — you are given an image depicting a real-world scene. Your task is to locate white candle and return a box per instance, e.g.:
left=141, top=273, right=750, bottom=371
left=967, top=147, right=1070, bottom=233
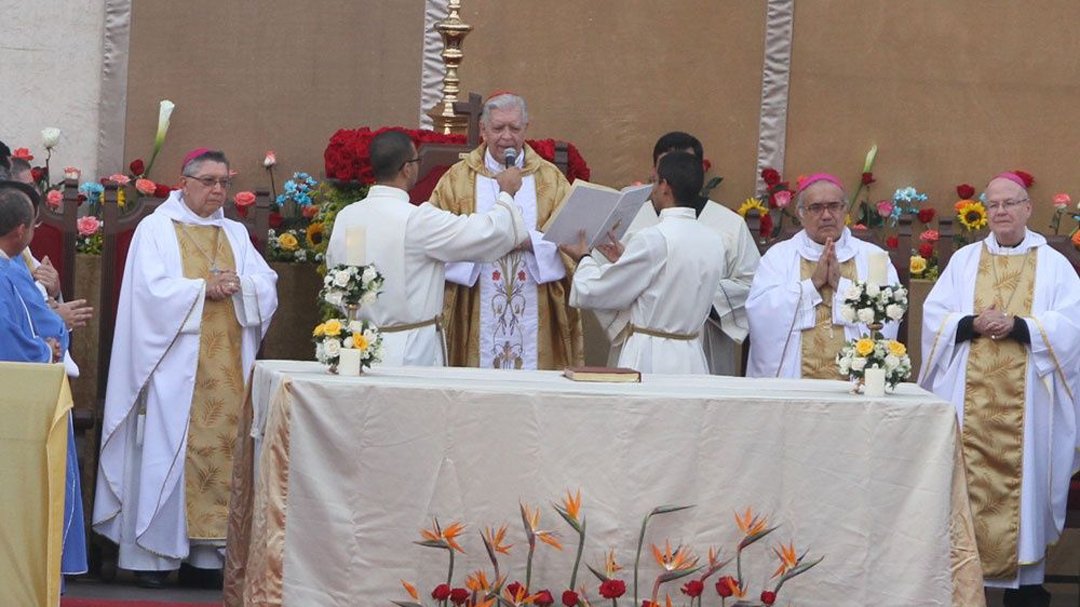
left=345, top=226, right=366, bottom=266
left=338, top=348, right=362, bottom=376
left=864, top=367, right=886, bottom=397
left=868, top=252, right=888, bottom=286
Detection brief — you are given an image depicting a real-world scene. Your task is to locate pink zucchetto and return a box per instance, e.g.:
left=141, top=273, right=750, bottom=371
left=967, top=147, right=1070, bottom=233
left=181, top=147, right=213, bottom=171
left=796, top=172, right=845, bottom=194
left=991, top=170, right=1035, bottom=190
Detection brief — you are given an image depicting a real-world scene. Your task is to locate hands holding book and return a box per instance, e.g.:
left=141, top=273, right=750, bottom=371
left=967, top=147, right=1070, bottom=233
left=559, top=228, right=623, bottom=263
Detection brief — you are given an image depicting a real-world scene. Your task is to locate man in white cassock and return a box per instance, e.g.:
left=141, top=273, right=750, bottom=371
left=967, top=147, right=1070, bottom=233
left=429, top=92, right=583, bottom=370
left=326, top=130, right=527, bottom=366
left=562, top=151, right=724, bottom=373
left=595, top=132, right=759, bottom=374
left=919, top=172, right=1080, bottom=607
left=746, top=173, right=898, bottom=379
left=93, top=149, right=278, bottom=588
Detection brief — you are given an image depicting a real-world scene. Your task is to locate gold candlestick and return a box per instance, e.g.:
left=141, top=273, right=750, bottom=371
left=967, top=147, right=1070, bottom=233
left=429, top=0, right=473, bottom=135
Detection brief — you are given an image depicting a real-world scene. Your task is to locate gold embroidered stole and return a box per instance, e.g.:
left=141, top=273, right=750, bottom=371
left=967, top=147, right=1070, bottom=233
left=175, top=222, right=244, bottom=540
left=963, top=247, right=1036, bottom=579
left=799, top=257, right=856, bottom=379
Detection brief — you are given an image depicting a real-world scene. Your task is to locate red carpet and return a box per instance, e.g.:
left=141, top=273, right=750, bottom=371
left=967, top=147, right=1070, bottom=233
left=61, top=599, right=219, bottom=607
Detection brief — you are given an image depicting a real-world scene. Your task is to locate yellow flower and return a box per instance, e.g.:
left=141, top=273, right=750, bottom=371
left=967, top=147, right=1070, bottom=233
left=312, top=323, right=325, bottom=337
left=957, top=201, right=988, bottom=231
left=306, top=222, right=325, bottom=249
left=323, top=319, right=342, bottom=336
left=278, top=232, right=299, bottom=251
left=352, top=332, right=368, bottom=351
left=887, top=340, right=907, bottom=357
left=736, top=197, right=769, bottom=217
left=854, top=338, right=875, bottom=357
left=910, top=255, right=927, bottom=276
left=117, top=187, right=126, bottom=208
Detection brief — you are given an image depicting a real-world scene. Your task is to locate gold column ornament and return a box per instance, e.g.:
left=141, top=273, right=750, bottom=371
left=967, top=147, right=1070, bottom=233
left=429, top=0, right=473, bottom=135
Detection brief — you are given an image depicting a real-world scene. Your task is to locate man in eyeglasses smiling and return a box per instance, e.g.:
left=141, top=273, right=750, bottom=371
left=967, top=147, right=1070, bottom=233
left=920, top=171, right=1080, bottom=607
left=746, top=173, right=898, bottom=379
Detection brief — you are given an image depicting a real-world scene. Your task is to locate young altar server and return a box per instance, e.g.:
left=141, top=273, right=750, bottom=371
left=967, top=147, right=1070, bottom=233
left=326, top=129, right=528, bottom=366
left=561, top=151, right=725, bottom=373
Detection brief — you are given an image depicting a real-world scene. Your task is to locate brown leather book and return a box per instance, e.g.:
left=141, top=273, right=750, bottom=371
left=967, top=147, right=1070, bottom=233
left=563, top=366, right=641, bottom=383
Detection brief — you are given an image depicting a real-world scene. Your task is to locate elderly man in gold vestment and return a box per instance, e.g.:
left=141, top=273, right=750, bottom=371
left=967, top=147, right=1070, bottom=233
left=920, top=172, right=1080, bottom=607
left=430, top=93, right=583, bottom=369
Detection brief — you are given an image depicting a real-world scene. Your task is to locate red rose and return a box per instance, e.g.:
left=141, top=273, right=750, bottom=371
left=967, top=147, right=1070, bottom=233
left=761, top=167, right=781, bottom=187
left=956, top=183, right=975, bottom=200
left=761, top=590, right=777, bottom=605
left=886, top=235, right=899, bottom=249
left=449, top=587, right=469, bottom=605
left=561, top=589, right=580, bottom=606
left=534, top=589, right=554, bottom=606
left=919, top=242, right=935, bottom=258
left=507, top=582, right=524, bottom=598
left=12, top=147, right=34, bottom=161
left=153, top=184, right=173, bottom=198
left=759, top=212, right=774, bottom=239
left=641, top=602, right=657, bottom=607
left=76, top=193, right=87, bottom=206
left=129, top=158, right=146, bottom=176
left=599, top=579, right=626, bottom=599
left=715, top=576, right=737, bottom=598
left=681, top=579, right=704, bottom=597
left=269, top=211, right=283, bottom=229
left=431, top=583, right=451, bottom=600
left=861, top=171, right=875, bottom=185
left=1012, top=170, right=1035, bottom=188
left=31, top=167, right=45, bottom=183
left=917, top=207, right=936, bottom=224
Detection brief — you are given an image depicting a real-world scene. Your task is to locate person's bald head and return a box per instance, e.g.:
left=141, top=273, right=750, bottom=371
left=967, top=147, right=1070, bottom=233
left=984, top=176, right=1031, bottom=246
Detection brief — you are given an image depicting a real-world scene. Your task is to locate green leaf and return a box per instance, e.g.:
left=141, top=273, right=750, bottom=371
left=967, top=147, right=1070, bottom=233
left=657, top=565, right=704, bottom=584
left=391, top=602, right=424, bottom=607
left=737, top=525, right=779, bottom=550
left=414, top=539, right=449, bottom=550
left=649, top=504, right=695, bottom=517
left=586, top=563, right=611, bottom=582
left=553, top=503, right=582, bottom=533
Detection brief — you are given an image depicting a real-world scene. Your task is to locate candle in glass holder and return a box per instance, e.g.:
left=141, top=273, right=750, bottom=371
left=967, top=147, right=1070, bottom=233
left=868, top=252, right=888, bottom=286
left=338, top=348, right=362, bottom=376
left=345, top=226, right=366, bottom=266
left=864, top=367, right=886, bottom=397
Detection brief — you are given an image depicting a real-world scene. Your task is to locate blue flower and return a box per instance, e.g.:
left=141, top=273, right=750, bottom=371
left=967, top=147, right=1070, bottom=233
left=78, top=182, right=105, bottom=201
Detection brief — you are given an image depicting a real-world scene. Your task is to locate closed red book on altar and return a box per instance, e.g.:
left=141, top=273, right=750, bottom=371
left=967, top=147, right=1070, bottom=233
left=563, top=366, right=641, bottom=383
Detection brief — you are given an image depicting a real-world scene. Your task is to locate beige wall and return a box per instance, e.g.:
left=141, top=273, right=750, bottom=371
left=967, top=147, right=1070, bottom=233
left=123, top=2, right=1079, bottom=228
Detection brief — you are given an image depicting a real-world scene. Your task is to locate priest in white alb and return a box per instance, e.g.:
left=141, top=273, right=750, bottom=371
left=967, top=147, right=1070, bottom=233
left=919, top=171, right=1080, bottom=607
left=746, top=173, right=898, bottom=379
left=326, top=130, right=527, bottom=366
left=93, top=149, right=278, bottom=588
left=562, top=151, right=725, bottom=373
left=596, top=132, right=759, bottom=374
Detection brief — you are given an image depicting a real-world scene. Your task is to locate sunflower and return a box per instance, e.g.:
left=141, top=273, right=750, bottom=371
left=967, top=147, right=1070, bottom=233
left=737, top=197, right=769, bottom=217
left=957, top=201, right=988, bottom=231
left=306, top=222, right=326, bottom=248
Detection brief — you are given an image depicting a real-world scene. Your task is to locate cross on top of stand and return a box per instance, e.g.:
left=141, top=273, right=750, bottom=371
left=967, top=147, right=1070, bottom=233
left=452, top=92, right=483, bottom=148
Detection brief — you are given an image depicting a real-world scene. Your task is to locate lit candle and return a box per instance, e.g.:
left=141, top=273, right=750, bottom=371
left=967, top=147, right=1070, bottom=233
left=868, top=252, right=888, bottom=286
left=345, top=226, right=366, bottom=266
left=338, top=348, right=362, bottom=376
left=864, top=367, right=886, bottom=397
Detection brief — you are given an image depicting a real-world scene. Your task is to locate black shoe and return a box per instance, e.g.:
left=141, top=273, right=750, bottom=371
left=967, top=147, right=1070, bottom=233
left=133, top=570, right=170, bottom=589
left=1002, top=584, right=1051, bottom=607
left=178, top=563, right=224, bottom=590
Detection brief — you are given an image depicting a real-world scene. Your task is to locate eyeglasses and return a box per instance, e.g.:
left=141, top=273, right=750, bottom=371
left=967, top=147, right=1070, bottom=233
left=185, top=175, right=232, bottom=189
left=399, top=157, right=421, bottom=171
left=985, top=198, right=1028, bottom=212
left=802, top=201, right=845, bottom=216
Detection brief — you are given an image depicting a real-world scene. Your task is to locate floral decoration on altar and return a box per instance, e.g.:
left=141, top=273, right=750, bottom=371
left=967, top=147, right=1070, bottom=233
left=835, top=280, right=911, bottom=390
left=314, top=264, right=386, bottom=372
left=394, top=492, right=822, bottom=607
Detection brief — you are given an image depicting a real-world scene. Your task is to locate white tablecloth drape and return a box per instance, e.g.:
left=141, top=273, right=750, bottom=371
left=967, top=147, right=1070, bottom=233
left=226, top=361, right=983, bottom=607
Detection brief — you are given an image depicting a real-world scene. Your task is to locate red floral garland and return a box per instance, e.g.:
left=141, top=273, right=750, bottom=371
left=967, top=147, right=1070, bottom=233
left=324, top=127, right=590, bottom=184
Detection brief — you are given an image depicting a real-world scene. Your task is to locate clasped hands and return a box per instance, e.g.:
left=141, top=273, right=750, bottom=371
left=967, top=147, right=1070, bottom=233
left=811, top=238, right=841, bottom=291
left=207, top=270, right=241, bottom=300
left=973, top=305, right=1014, bottom=340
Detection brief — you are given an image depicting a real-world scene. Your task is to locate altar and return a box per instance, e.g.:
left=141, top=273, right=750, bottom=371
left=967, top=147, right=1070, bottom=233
left=224, top=361, right=984, bottom=607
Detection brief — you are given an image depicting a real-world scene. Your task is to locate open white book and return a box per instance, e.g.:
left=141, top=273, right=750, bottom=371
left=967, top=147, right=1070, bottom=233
left=541, top=181, right=654, bottom=249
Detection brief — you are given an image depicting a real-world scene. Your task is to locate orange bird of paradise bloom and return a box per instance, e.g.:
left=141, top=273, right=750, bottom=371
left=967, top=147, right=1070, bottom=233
left=400, top=579, right=419, bottom=600
left=560, top=489, right=582, bottom=523
left=734, top=507, right=768, bottom=537
left=520, top=503, right=563, bottom=550
left=717, top=576, right=746, bottom=599
left=504, top=583, right=542, bottom=605
left=419, top=517, right=467, bottom=553
left=772, top=541, right=799, bottom=578
left=604, top=548, right=623, bottom=577
left=483, top=524, right=513, bottom=555
left=651, top=540, right=698, bottom=572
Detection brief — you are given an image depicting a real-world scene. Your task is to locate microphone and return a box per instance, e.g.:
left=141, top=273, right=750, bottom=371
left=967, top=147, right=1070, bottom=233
left=504, top=147, right=516, bottom=169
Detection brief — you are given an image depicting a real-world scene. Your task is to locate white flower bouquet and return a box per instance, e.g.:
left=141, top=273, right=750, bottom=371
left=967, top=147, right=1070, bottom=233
left=319, top=263, right=384, bottom=311
left=838, top=280, right=908, bottom=331
left=836, top=336, right=912, bottom=390
left=313, top=318, right=383, bottom=372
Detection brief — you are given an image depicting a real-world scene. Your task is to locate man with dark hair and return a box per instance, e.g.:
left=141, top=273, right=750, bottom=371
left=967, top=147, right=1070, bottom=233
left=327, top=130, right=527, bottom=366
left=600, top=132, right=759, bottom=375
left=561, top=152, right=725, bottom=373
left=94, top=148, right=278, bottom=588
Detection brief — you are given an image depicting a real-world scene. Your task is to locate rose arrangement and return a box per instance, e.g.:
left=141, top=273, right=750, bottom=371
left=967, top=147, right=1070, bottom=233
left=755, top=167, right=796, bottom=240
left=319, top=263, right=384, bottom=312
left=838, top=280, right=908, bottom=329
left=1049, top=192, right=1077, bottom=238
left=909, top=228, right=941, bottom=281
left=312, top=317, right=383, bottom=372
left=395, top=493, right=821, bottom=607
left=836, top=280, right=911, bottom=390
left=836, top=336, right=912, bottom=391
